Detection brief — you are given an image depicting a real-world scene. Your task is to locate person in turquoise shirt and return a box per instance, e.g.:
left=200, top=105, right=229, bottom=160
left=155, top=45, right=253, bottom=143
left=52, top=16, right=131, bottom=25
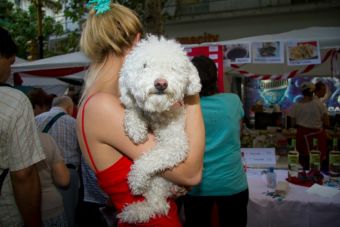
left=183, top=55, right=248, bottom=227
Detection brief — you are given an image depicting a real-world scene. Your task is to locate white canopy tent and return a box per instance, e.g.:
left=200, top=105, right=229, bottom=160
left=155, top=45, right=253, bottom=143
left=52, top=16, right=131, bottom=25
left=12, top=51, right=90, bottom=75
left=11, top=52, right=89, bottom=95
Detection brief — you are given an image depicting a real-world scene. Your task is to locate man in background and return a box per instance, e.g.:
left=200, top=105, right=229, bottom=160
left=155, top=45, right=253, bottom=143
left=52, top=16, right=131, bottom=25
left=0, top=26, right=45, bottom=227
left=35, top=95, right=81, bottom=227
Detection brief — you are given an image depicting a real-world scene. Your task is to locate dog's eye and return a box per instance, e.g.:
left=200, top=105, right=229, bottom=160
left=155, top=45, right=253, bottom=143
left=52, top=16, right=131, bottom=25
left=143, top=63, right=147, bottom=69
left=171, top=66, right=178, bottom=72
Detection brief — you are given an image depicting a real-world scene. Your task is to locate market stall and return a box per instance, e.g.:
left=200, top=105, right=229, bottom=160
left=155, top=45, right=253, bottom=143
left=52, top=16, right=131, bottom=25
left=186, top=27, right=340, bottom=227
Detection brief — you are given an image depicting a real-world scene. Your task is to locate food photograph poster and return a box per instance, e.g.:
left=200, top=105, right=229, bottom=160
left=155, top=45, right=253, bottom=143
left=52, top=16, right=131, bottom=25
left=251, top=41, right=284, bottom=64
left=287, top=40, right=321, bottom=66
left=223, top=43, right=251, bottom=64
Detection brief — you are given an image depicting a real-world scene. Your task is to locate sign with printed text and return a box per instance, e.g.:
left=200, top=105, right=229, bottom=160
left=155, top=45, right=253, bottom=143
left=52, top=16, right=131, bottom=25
left=241, top=148, right=276, bottom=167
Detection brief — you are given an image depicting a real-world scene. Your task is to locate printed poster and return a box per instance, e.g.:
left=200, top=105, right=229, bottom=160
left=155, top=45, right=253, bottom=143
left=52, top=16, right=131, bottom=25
left=287, top=40, right=321, bottom=66
left=223, top=43, right=251, bottom=64
left=252, top=41, right=284, bottom=64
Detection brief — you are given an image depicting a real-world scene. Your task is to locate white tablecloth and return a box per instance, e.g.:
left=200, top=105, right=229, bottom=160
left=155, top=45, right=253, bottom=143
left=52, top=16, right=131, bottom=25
left=247, top=169, right=340, bottom=227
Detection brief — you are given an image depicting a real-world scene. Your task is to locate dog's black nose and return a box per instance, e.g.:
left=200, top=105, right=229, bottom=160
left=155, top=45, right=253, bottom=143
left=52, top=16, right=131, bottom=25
left=154, top=79, right=168, bottom=91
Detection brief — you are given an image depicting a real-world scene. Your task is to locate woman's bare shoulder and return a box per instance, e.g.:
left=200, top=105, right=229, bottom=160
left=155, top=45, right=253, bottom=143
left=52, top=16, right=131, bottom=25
left=77, top=92, right=125, bottom=137
left=80, top=93, right=123, bottom=117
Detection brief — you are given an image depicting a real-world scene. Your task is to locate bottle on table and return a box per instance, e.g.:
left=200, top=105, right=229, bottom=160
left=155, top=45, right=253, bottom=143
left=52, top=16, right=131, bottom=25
left=310, top=138, right=321, bottom=171
left=288, top=139, right=299, bottom=178
left=266, top=167, right=277, bottom=189
left=329, top=139, right=340, bottom=178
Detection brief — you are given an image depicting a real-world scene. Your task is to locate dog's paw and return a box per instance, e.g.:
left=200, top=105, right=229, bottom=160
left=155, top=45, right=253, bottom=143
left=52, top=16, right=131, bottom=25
left=125, top=126, right=148, bottom=144
left=170, top=185, right=188, bottom=198
left=128, top=169, right=150, bottom=195
left=124, top=114, right=148, bottom=144
left=117, top=200, right=170, bottom=224
left=117, top=201, right=155, bottom=223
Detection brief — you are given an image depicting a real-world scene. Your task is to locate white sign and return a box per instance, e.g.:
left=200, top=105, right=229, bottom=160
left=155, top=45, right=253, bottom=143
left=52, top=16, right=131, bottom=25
left=242, top=148, right=276, bottom=167
left=223, top=43, right=251, bottom=64
left=286, top=40, right=321, bottom=66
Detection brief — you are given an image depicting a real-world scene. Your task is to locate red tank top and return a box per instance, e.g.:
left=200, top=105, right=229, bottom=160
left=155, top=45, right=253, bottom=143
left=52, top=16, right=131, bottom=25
left=81, top=95, right=182, bottom=227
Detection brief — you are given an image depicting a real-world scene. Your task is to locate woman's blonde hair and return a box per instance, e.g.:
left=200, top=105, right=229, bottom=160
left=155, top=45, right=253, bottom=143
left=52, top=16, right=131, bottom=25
left=80, top=2, right=143, bottom=102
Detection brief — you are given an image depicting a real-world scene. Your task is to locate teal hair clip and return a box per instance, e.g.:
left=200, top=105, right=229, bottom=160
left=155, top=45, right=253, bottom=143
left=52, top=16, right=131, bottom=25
left=87, top=0, right=111, bottom=15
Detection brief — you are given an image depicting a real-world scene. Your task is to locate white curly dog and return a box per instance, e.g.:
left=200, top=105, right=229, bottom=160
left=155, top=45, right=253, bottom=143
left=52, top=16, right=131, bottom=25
left=117, top=35, right=201, bottom=223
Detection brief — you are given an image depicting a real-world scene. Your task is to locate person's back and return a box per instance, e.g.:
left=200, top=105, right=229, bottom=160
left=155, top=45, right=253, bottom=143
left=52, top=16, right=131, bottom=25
left=36, top=133, right=69, bottom=226
left=288, top=82, right=329, bottom=170
left=35, top=96, right=80, bottom=167
left=191, top=93, right=247, bottom=196
left=0, top=26, right=45, bottom=227
left=183, top=55, right=248, bottom=227
left=289, top=98, right=326, bottom=129
left=35, top=95, right=80, bottom=227
left=27, top=88, right=71, bottom=226
left=0, top=86, right=46, bottom=226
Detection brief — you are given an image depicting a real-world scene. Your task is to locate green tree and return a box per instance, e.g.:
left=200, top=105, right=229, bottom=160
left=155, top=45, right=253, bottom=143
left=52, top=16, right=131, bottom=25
left=64, top=0, right=166, bottom=36
left=0, top=0, right=64, bottom=59
left=0, top=0, right=169, bottom=59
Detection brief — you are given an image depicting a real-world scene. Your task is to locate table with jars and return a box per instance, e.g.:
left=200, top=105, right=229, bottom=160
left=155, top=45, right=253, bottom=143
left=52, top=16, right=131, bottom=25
left=242, top=127, right=340, bottom=227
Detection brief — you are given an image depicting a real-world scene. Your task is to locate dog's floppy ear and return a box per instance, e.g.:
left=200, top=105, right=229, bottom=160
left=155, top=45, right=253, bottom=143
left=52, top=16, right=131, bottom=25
left=185, top=61, right=202, bottom=95
left=119, top=80, right=134, bottom=108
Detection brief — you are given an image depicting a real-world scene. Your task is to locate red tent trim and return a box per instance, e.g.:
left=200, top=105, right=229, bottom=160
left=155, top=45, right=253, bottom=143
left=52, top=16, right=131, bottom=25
left=19, top=66, right=88, bottom=77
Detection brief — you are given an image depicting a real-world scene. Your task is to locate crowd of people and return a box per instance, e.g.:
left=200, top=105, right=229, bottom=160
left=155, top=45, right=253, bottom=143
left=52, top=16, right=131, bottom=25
left=3, top=1, right=311, bottom=227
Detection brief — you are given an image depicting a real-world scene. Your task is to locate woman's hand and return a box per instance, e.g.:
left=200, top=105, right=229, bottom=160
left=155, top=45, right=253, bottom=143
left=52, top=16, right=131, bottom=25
left=170, top=185, right=191, bottom=198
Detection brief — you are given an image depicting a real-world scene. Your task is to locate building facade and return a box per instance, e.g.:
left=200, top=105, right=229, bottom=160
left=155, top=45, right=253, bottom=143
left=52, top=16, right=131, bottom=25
left=164, top=0, right=340, bottom=43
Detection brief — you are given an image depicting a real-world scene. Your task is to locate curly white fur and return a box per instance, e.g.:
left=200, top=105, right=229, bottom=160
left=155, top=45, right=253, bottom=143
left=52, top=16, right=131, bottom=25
left=117, top=35, right=201, bottom=223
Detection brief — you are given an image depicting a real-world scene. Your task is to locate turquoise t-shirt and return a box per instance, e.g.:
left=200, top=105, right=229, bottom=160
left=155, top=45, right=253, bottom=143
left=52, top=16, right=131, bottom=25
left=189, top=93, right=248, bottom=196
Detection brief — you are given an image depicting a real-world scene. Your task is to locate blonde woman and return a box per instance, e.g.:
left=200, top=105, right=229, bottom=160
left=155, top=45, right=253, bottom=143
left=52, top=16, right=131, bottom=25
left=76, top=2, right=205, bottom=226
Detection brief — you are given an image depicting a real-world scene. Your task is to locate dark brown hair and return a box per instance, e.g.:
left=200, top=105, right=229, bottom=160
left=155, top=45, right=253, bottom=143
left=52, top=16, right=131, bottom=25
left=0, top=26, right=17, bottom=58
left=191, top=55, right=218, bottom=97
left=27, top=88, right=54, bottom=109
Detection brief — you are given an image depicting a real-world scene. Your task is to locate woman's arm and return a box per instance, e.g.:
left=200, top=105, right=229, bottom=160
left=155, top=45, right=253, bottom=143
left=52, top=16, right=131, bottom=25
left=161, top=94, right=205, bottom=186
left=51, top=161, right=70, bottom=187
left=78, top=93, right=205, bottom=186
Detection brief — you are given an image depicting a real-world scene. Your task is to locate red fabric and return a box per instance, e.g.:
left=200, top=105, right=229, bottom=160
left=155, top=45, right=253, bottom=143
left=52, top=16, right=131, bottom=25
left=286, top=177, right=323, bottom=187
left=296, top=126, right=327, bottom=160
left=286, top=170, right=324, bottom=187
left=80, top=95, right=182, bottom=227
left=13, top=73, right=23, bottom=85
left=96, top=157, right=182, bottom=227
left=71, top=106, right=78, bottom=119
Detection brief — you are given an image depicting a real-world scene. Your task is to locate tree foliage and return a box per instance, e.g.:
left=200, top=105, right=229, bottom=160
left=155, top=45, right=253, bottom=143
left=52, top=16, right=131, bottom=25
left=0, top=0, right=64, bottom=59
left=64, top=0, right=166, bottom=35
left=0, top=0, right=168, bottom=59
